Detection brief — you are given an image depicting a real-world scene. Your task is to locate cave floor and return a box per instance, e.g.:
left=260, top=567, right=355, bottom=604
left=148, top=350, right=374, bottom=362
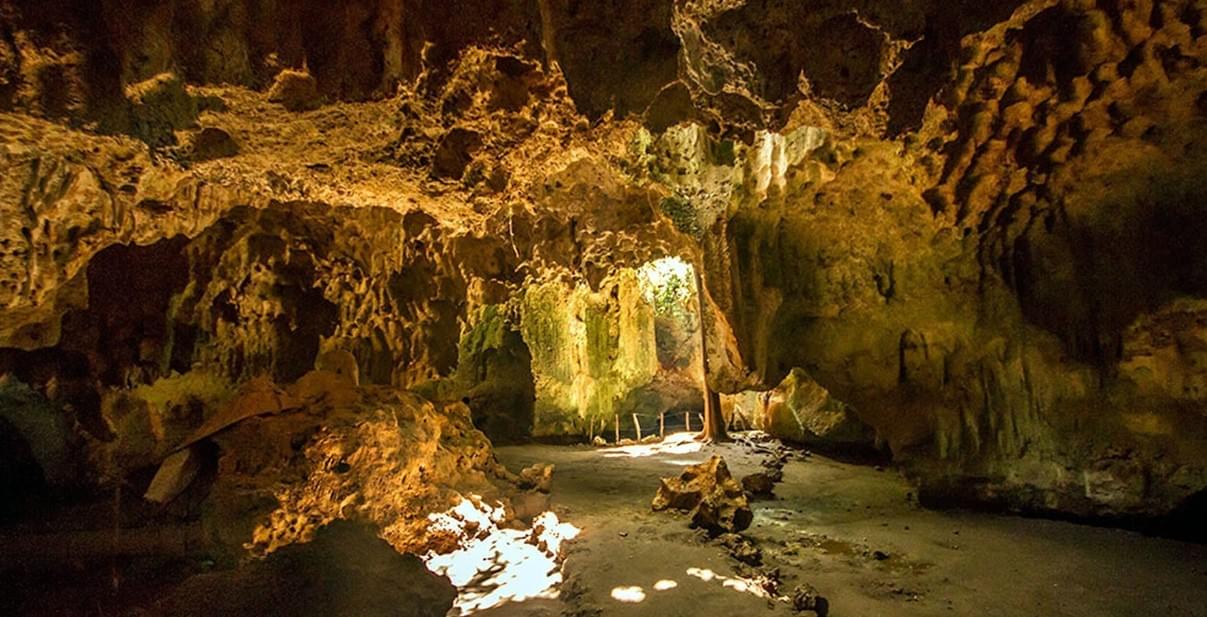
left=492, top=434, right=1207, bottom=617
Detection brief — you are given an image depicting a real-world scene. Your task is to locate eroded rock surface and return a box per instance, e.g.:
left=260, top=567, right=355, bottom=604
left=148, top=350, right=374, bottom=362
left=2, top=0, right=1207, bottom=530
left=653, top=455, right=753, bottom=533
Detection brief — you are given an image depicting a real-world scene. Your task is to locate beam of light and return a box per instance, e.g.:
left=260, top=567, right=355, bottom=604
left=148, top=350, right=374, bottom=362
left=610, top=586, right=647, bottom=603
left=600, top=432, right=704, bottom=459
left=422, top=496, right=581, bottom=615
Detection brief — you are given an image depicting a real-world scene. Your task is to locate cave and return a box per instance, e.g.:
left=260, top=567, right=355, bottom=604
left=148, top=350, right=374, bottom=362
left=2, top=1, right=1207, bottom=616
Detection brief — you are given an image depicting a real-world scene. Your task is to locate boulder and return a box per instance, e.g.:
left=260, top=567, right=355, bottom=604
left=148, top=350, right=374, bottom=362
left=189, top=126, right=239, bottom=160
left=267, top=69, right=321, bottom=111
left=740, top=471, right=776, bottom=499
left=519, top=463, right=555, bottom=493
left=652, top=455, right=752, bottom=534
left=761, top=369, right=873, bottom=449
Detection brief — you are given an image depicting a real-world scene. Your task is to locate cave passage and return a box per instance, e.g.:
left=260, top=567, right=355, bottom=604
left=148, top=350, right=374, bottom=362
left=4, top=0, right=1207, bottom=615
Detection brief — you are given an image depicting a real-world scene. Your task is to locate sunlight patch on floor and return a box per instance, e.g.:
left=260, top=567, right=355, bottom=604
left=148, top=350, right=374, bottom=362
left=686, top=567, right=772, bottom=599
left=653, top=579, right=679, bottom=591
left=600, top=432, right=704, bottom=459
left=422, top=497, right=581, bottom=615
left=610, top=586, right=648, bottom=603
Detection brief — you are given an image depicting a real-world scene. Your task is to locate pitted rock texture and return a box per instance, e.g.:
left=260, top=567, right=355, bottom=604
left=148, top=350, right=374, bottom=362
left=652, top=454, right=753, bottom=534
left=2, top=0, right=1207, bottom=528
left=211, top=370, right=511, bottom=557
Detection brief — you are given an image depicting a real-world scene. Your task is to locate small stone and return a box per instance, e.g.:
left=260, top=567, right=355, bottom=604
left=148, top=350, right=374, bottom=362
left=519, top=463, right=555, bottom=493
left=741, top=471, right=776, bottom=498
left=791, top=583, right=827, bottom=614
left=725, top=537, right=762, bottom=566
left=267, top=69, right=321, bottom=111
left=190, top=126, right=239, bottom=161
left=872, top=550, right=890, bottom=561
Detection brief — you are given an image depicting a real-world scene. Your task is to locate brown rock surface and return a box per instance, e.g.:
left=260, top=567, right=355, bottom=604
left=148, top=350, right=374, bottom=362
left=213, top=371, right=511, bottom=557
left=652, top=455, right=753, bottom=534
left=2, top=0, right=1207, bottom=528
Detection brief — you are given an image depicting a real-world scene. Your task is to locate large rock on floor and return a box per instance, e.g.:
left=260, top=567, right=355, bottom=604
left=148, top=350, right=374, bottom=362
left=761, top=369, right=874, bottom=450
left=210, top=370, right=514, bottom=557
left=146, top=520, right=455, bottom=617
left=652, top=455, right=752, bottom=534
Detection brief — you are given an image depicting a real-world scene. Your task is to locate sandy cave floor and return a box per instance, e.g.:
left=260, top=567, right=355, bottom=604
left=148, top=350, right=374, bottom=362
left=489, top=434, right=1207, bottom=617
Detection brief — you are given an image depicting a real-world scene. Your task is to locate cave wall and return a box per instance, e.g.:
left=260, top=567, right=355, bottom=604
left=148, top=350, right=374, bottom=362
left=520, top=270, right=660, bottom=436
left=2, top=0, right=1207, bottom=524
left=621, top=0, right=1207, bottom=519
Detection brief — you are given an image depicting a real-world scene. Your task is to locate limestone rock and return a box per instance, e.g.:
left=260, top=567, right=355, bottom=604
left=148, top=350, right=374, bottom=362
left=430, top=127, right=482, bottom=180
left=740, top=471, right=776, bottom=499
left=215, top=372, right=510, bottom=557
left=717, top=532, right=762, bottom=566
left=143, top=446, right=202, bottom=504
left=267, top=69, right=321, bottom=112
left=652, top=455, right=752, bottom=534
left=519, top=463, right=555, bottom=493
left=760, top=369, right=874, bottom=449
left=188, top=126, right=239, bottom=161
left=510, top=490, right=552, bottom=524
left=0, top=375, right=72, bottom=487
left=126, top=72, right=198, bottom=146
left=97, top=371, right=235, bottom=476
left=791, top=583, right=827, bottom=615
left=314, top=349, right=361, bottom=386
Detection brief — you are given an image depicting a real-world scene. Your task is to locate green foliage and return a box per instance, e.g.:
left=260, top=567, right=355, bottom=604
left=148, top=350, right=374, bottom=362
left=659, top=194, right=702, bottom=238
left=639, top=257, right=696, bottom=325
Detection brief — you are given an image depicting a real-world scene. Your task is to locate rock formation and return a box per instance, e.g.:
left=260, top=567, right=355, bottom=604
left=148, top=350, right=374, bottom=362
left=653, top=455, right=754, bottom=533
left=2, top=0, right=1207, bottom=540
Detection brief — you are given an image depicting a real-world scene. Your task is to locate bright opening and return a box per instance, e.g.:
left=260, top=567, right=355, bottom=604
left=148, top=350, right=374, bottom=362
left=637, top=256, right=695, bottom=309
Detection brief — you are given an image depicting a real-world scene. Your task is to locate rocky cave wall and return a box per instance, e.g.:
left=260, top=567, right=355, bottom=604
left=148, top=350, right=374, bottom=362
left=2, top=0, right=1207, bottom=527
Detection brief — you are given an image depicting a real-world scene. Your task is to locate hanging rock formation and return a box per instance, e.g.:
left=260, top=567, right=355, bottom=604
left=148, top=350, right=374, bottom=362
left=1, top=0, right=1207, bottom=533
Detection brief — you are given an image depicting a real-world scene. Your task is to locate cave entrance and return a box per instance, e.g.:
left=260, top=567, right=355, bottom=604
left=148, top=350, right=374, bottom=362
left=617, top=256, right=704, bottom=439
